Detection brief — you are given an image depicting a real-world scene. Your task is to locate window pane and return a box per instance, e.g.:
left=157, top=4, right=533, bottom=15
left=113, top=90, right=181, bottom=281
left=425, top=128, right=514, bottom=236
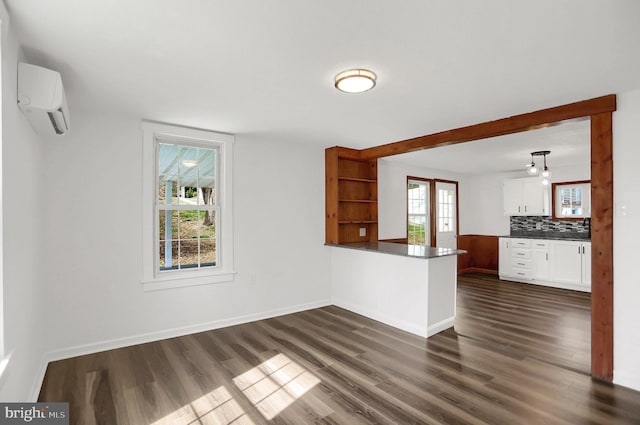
left=182, top=186, right=199, bottom=204
left=158, top=176, right=178, bottom=205
left=199, top=209, right=216, bottom=239
left=408, top=215, right=426, bottom=245
left=158, top=209, right=178, bottom=241
left=199, top=179, right=216, bottom=206
left=179, top=146, right=199, bottom=176
left=179, top=209, right=199, bottom=239
left=158, top=143, right=178, bottom=175
left=159, top=240, right=178, bottom=270
left=199, top=148, right=216, bottom=177
left=200, top=239, right=216, bottom=266
left=179, top=239, right=199, bottom=268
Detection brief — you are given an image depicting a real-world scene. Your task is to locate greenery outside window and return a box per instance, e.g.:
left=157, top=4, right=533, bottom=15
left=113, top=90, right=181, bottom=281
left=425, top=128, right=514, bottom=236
left=407, top=178, right=430, bottom=245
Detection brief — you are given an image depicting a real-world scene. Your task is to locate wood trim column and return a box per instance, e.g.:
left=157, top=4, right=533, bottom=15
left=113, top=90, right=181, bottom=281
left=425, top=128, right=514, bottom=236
left=325, top=148, right=340, bottom=244
left=590, top=112, right=614, bottom=381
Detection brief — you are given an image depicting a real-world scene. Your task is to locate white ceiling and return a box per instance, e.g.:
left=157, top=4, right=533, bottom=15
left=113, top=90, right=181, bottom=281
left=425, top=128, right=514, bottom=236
left=384, top=119, right=590, bottom=175
left=5, top=1, right=640, bottom=149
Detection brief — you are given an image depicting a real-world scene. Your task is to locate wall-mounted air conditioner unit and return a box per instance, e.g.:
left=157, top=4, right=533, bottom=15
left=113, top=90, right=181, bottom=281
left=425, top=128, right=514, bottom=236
left=17, top=62, right=70, bottom=136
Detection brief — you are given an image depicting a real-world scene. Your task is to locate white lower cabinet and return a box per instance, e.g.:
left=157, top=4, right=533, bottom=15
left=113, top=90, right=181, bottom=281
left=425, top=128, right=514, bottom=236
left=549, top=241, right=583, bottom=285
left=498, top=238, right=511, bottom=277
left=499, top=237, right=591, bottom=291
left=531, top=240, right=550, bottom=281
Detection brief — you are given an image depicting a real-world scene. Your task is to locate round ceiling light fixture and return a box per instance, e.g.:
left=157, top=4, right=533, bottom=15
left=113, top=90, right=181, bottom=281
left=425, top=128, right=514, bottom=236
left=334, top=69, right=377, bottom=93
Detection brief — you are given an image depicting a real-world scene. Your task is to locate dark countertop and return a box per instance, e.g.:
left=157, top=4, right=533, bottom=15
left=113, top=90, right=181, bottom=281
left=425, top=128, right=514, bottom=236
left=502, top=232, right=590, bottom=242
left=327, top=241, right=467, bottom=259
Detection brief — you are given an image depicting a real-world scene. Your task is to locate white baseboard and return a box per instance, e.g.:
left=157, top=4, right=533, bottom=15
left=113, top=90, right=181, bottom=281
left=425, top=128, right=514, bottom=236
left=31, top=299, right=331, bottom=401
left=333, top=299, right=428, bottom=338
left=29, top=354, right=49, bottom=402
left=613, top=370, right=640, bottom=393
left=499, top=275, right=591, bottom=293
left=427, top=317, right=454, bottom=337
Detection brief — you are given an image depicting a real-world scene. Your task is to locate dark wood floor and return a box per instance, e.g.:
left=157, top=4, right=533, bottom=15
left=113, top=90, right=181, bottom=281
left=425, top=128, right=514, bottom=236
left=40, top=274, right=640, bottom=424
left=456, top=273, right=592, bottom=375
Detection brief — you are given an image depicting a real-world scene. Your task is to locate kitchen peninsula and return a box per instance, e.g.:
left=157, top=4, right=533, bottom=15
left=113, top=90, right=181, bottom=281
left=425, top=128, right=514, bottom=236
left=328, top=241, right=466, bottom=338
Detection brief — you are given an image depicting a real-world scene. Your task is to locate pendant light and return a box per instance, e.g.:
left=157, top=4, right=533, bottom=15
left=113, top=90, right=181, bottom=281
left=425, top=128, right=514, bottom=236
left=526, top=153, right=538, bottom=176
left=525, top=150, right=551, bottom=183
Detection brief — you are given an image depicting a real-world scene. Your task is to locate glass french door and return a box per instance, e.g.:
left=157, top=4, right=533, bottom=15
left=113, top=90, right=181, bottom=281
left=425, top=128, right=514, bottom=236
left=435, top=181, right=457, bottom=249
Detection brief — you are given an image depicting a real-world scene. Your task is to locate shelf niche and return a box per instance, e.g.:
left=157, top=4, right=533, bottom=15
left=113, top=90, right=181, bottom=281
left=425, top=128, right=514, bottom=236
left=326, top=147, right=378, bottom=244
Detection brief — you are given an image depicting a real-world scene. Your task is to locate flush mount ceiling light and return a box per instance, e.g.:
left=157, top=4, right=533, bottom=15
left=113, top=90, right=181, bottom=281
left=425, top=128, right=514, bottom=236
left=525, top=150, right=551, bottom=184
left=334, top=69, right=377, bottom=93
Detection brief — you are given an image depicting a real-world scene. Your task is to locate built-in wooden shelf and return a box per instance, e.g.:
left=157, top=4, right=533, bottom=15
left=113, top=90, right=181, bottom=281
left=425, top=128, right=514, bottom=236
left=326, top=147, right=378, bottom=244
left=338, top=220, right=378, bottom=224
left=338, top=177, right=377, bottom=183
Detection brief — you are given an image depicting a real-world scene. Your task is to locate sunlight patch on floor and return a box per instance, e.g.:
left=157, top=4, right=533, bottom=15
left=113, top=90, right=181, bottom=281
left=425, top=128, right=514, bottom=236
left=233, top=353, right=321, bottom=420
left=151, top=385, right=255, bottom=425
left=149, top=353, right=319, bottom=424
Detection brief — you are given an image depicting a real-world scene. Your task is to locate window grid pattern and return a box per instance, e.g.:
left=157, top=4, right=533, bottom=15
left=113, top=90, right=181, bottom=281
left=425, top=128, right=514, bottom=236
left=560, top=187, right=584, bottom=216
left=408, top=182, right=428, bottom=245
left=438, top=189, right=455, bottom=233
left=157, top=143, right=218, bottom=271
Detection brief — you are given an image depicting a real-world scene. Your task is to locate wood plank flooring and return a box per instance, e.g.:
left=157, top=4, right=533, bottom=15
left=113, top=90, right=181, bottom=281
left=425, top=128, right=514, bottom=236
left=39, top=274, right=640, bottom=424
left=456, top=273, right=592, bottom=374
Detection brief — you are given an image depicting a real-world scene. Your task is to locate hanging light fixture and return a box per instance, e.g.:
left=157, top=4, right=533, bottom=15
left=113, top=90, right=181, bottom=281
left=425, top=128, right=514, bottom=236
left=526, top=153, right=539, bottom=176
left=334, top=69, right=377, bottom=93
left=525, top=150, right=551, bottom=183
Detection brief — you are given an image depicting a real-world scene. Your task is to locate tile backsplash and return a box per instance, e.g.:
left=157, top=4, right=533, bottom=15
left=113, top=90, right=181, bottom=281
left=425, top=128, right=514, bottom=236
left=510, top=216, right=590, bottom=238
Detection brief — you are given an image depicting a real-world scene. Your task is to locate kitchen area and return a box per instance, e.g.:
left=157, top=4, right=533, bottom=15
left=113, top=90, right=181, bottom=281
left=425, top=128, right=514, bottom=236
left=377, top=118, right=593, bottom=292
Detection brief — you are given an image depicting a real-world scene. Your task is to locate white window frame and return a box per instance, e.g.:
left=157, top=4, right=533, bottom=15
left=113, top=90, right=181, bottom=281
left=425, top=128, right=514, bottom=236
left=407, top=179, right=430, bottom=245
left=554, top=182, right=591, bottom=219
left=141, top=121, right=235, bottom=291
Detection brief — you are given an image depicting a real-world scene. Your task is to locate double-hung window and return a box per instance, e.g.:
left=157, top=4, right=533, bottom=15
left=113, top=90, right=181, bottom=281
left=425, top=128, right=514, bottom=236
left=142, top=122, right=234, bottom=290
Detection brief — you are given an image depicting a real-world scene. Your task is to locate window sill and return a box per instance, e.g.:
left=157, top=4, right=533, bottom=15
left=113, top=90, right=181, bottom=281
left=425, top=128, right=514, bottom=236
left=142, top=270, right=235, bottom=292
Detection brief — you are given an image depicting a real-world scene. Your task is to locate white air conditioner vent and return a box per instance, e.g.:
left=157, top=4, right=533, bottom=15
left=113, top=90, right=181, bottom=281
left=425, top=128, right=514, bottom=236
left=17, top=62, right=70, bottom=136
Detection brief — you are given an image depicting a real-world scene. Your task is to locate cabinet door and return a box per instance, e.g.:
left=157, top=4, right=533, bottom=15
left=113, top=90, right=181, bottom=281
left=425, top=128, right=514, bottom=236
left=532, top=249, right=550, bottom=281
left=581, top=242, right=592, bottom=287
left=550, top=241, right=582, bottom=285
left=503, top=180, right=522, bottom=216
left=522, top=178, right=548, bottom=215
left=499, top=238, right=511, bottom=277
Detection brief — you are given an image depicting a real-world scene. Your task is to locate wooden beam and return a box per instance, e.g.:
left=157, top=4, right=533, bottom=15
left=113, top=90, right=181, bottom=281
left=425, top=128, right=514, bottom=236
left=360, top=95, right=617, bottom=160
left=590, top=112, right=614, bottom=381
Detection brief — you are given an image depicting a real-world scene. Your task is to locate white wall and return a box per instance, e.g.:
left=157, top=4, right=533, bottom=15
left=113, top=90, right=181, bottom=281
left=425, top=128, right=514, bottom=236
left=460, top=163, right=591, bottom=236
left=378, top=159, right=464, bottom=240
left=0, top=24, right=46, bottom=400
left=613, top=89, right=640, bottom=391
left=459, top=171, right=515, bottom=236
left=37, top=113, right=331, bottom=363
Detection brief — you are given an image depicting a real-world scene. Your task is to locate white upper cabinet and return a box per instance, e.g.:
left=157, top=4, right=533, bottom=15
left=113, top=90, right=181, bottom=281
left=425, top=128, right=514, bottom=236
left=503, top=177, right=550, bottom=216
